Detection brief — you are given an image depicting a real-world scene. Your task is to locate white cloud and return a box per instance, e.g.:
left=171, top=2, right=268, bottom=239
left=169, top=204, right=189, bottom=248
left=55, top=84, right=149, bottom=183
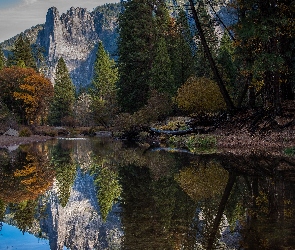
left=23, top=0, right=38, bottom=5
left=0, top=0, right=118, bottom=42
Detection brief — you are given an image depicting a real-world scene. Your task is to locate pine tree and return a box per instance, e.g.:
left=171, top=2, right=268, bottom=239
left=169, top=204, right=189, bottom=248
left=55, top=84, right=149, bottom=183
left=149, top=0, right=175, bottom=96
left=32, top=44, right=48, bottom=74
left=117, top=0, right=155, bottom=112
left=217, top=32, right=238, bottom=99
left=49, top=57, right=76, bottom=126
left=92, top=42, right=118, bottom=100
left=90, top=41, right=118, bottom=126
left=171, top=9, right=196, bottom=92
left=149, top=37, right=174, bottom=95
left=0, top=45, right=5, bottom=70
left=12, top=34, right=36, bottom=69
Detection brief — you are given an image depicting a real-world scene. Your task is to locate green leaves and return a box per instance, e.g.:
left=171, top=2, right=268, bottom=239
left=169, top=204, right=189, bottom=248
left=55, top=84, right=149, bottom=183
left=48, top=57, right=76, bottom=126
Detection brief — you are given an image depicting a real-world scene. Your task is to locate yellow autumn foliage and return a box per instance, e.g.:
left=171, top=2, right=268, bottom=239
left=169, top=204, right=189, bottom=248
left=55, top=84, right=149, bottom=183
left=0, top=150, right=54, bottom=203
left=175, top=161, right=228, bottom=202
left=176, top=76, right=226, bottom=113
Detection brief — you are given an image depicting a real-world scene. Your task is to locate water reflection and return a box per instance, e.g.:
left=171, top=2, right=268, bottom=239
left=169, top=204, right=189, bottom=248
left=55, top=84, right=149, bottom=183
left=0, top=138, right=294, bottom=249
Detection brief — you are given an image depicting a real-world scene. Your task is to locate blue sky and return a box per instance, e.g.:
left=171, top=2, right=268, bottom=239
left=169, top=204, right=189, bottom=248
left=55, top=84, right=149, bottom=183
left=0, top=223, right=50, bottom=249
left=0, top=0, right=118, bottom=42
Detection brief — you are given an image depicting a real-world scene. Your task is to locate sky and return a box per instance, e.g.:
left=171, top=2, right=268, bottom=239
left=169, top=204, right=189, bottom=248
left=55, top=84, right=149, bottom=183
left=0, top=0, right=118, bottom=42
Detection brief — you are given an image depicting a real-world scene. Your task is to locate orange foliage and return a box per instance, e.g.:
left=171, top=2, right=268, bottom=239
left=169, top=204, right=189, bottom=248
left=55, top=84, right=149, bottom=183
left=0, top=66, right=54, bottom=124
left=14, top=73, right=54, bottom=124
left=0, top=146, right=55, bottom=203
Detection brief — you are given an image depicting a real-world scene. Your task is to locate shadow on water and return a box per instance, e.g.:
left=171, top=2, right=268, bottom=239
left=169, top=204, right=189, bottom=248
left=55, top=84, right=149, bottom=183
left=0, top=137, right=294, bottom=249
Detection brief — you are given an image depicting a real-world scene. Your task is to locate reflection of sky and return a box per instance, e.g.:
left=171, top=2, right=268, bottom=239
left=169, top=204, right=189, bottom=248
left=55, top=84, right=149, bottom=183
left=0, top=223, right=49, bottom=250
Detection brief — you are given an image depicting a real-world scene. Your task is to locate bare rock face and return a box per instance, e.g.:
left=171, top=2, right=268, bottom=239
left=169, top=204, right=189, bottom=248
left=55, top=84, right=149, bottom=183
left=36, top=5, right=118, bottom=88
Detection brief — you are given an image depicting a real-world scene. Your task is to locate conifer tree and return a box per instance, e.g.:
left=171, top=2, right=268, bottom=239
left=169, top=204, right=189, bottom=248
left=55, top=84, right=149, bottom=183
left=149, top=0, right=175, bottom=96
left=194, top=2, right=219, bottom=78
left=0, top=45, right=5, bottom=70
left=49, top=57, right=76, bottom=126
left=90, top=41, right=118, bottom=126
left=117, top=0, right=155, bottom=112
left=217, top=32, right=238, bottom=98
left=170, top=9, right=196, bottom=92
left=149, top=37, right=174, bottom=95
left=92, top=42, right=118, bottom=100
left=12, top=34, right=36, bottom=69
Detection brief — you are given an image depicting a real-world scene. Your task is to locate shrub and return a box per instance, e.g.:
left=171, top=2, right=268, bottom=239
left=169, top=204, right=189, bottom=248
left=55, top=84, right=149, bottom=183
left=176, top=76, right=226, bottom=113
left=113, top=90, right=172, bottom=133
left=19, top=127, right=32, bottom=137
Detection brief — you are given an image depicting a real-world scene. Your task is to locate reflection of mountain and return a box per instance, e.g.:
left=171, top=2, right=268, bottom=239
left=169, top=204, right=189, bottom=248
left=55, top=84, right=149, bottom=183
left=40, top=168, right=122, bottom=250
left=1, top=139, right=295, bottom=249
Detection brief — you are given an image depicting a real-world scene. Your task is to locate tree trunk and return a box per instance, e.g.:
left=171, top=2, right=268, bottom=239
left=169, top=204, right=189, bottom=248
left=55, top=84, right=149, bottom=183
left=206, top=172, right=236, bottom=249
left=188, top=0, right=235, bottom=110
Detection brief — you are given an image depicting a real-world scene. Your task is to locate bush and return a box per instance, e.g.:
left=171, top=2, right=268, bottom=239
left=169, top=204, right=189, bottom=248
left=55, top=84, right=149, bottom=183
left=19, top=127, right=32, bottom=137
left=176, top=76, right=226, bottom=113
left=113, top=90, right=173, bottom=133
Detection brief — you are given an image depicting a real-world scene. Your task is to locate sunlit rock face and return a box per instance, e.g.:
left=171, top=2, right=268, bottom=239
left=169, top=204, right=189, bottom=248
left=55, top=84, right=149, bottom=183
left=40, top=169, right=122, bottom=250
left=37, top=6, right=118, bottom=88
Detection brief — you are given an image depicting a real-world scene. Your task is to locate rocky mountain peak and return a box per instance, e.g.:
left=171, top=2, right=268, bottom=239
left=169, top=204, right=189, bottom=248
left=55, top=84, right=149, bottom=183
left=35, top=5, right=119, bottom=88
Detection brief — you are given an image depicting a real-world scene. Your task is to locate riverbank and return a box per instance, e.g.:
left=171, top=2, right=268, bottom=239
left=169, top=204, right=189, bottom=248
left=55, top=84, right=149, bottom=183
left=0, top=130, right=294, bottom=156
left=0, top=135, right=52, bottom=148
left=214, top=128, right=295, bottom=156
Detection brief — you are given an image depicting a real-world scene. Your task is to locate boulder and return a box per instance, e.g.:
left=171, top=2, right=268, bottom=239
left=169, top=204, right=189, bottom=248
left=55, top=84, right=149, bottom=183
left=4, top=128, right=19, bottom=137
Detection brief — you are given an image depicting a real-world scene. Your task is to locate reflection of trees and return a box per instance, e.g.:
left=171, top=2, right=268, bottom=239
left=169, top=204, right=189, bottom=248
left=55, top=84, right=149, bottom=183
left=0, top=145, right=54, bottom=203
left=43, top=138, right=295, bottom=249
left=89, top=138, right=185, bottom=224
left=50, top=141, right=77, bottom=207
left=91, top=160, right=121, bottom=221
left=0, top=144, right=54, bottom=234
left=238, top=174, right=295, bottom=249
left=119, top=164, right=197, bottom=249
left=9, top=200, right=38, bottom=233
left=174, top=161, right=229, bottom=201
left=0, top=199, right=6, bottom=222
left=175, top=160, right=235, bottom=249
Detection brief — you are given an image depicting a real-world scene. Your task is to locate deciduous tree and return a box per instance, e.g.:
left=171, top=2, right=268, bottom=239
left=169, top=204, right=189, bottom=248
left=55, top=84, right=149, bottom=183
left=13, top=72, right=54, bottom=124
left=176, top=76, right=226, bottom=113
left=0, top=66, right=53, bottom=124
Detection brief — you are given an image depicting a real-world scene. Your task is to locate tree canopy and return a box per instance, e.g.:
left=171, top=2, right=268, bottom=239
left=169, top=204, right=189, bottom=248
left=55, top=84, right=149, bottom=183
left=0, top=66, right=53, bottom=124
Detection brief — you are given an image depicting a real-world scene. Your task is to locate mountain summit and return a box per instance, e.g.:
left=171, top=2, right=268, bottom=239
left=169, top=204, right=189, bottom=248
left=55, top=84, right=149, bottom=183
left=1, top=4, right=120, bottom=88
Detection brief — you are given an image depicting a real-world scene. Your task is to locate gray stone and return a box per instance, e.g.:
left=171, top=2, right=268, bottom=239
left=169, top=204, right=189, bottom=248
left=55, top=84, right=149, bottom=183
left=4, top=128, right=19, bottom=137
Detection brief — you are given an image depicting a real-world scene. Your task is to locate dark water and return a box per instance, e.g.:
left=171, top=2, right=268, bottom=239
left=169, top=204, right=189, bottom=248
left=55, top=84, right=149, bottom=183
left=0, top=137, right=294, bottom=250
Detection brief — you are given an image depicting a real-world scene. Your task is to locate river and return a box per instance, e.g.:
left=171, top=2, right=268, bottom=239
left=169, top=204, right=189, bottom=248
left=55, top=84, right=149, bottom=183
left=0, top=137, right=294, bottom=249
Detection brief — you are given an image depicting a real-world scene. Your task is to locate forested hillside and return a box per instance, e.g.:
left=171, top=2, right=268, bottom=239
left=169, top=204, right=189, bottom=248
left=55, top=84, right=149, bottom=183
left=0, top=0, right=294, bottom=140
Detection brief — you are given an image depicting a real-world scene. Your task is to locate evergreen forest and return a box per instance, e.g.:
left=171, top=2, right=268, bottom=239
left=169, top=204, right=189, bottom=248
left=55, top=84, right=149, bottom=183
left=0, top=0, right=294, bottom=143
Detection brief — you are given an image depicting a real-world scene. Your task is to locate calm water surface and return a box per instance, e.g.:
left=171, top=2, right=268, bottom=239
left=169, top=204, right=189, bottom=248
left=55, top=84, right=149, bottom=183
left=0, top=137, right=294, bottom=249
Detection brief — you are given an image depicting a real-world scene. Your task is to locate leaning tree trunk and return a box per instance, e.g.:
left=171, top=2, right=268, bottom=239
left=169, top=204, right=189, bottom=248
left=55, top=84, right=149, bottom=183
left=188, top=0, right=235, bottom=110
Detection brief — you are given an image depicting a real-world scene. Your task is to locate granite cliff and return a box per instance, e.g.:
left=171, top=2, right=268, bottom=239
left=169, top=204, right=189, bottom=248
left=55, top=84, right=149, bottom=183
left=1, top=4, right=120, bottom=88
